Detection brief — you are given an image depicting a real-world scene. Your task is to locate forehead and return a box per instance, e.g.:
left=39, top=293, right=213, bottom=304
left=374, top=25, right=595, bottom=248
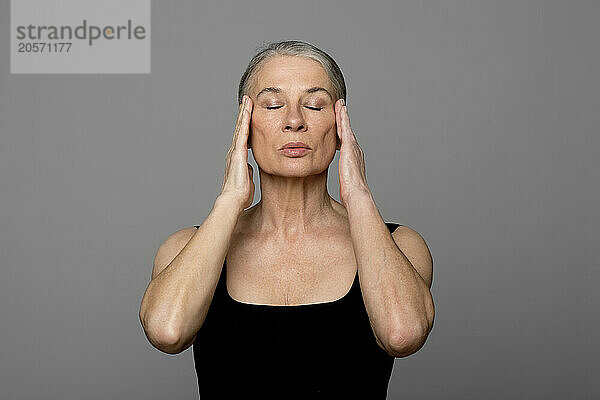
left=252, top=55, right=332, bottom=95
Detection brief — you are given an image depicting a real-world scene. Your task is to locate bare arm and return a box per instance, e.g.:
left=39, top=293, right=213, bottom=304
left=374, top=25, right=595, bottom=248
left=139, top=195, right=243, bottom=354
left=139, top=95, right=254, bottom=355
left=346, top=191, right=434, bottom=358
left=333, top=99, right=434, bottom=358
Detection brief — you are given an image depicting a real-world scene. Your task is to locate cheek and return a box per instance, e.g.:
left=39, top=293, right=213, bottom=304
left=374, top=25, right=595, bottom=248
left=249, top=114, right=275, bottom=145
left=251, top=111, right=278, bottom=131
left=320, top=114, right=337, bottom=133
left=249, top=113, right=263, bottom=134
left=325, top=108, right=337, bottom=125
left=311, top=110, right=336, bottom=128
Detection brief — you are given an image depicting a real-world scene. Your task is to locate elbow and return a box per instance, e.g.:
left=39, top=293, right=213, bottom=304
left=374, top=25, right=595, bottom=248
left=387, top=329, right=426, bottom=358
left=151, top=329, right=186, bottom=355
left=139, top=311, right=186, bottom=355
left=388, top=295, right=435, bottom=357
left=387, top=318, right=433, bottom=358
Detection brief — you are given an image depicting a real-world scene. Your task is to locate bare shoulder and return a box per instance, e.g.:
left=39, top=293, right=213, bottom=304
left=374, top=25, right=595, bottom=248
left=390, top=223, right=433, bottom=288
left=151, top=225, right=199, bottom=280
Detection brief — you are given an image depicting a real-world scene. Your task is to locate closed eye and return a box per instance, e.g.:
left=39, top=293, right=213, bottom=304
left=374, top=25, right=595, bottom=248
left=265, top=106, right=323, bottom=111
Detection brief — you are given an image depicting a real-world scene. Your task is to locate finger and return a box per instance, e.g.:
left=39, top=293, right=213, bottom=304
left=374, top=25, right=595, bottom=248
left=228, top=101, right=245, bottom=153
left=335, top=99, right=344, bottom=143
left=235, top=95, right=253, bottom=149
left=234, top=98, right=245, bottom=134
left=232, top=97, right=247, bottom=143
left=340, top=104, right=356, bottom=143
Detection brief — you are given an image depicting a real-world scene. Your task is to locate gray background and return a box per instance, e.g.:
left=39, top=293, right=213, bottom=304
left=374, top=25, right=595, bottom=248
left=0, top=0, right=597, bottom=399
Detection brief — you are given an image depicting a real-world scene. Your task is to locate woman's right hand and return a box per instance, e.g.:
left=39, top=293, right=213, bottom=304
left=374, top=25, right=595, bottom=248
left=219, top=95, right=255, bottom=212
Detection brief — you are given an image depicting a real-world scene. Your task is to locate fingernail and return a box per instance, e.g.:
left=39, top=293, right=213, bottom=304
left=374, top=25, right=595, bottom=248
left=340, top=99, right=345, bottom=106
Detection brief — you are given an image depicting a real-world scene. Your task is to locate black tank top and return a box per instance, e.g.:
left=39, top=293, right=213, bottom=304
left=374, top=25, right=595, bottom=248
left=192, top=222, right=402, bottom=400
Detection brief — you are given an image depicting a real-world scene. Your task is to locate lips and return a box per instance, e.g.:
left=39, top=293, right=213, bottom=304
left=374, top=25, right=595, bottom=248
left=280, top=141, right=311, bottom=150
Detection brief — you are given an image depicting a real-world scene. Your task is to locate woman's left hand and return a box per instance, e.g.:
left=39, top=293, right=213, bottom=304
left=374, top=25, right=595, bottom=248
left=336, top=99, right=371, bottom=206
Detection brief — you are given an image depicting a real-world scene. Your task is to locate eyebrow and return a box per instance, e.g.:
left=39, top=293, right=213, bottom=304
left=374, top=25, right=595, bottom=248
left=256, top=86, right=333, bottom=101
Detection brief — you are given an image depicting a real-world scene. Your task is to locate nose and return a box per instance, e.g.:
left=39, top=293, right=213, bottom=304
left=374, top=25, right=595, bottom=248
left=282, top=104, right=307, bottom=132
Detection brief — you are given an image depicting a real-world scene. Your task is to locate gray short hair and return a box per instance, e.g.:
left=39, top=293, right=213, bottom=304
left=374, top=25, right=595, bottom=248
left=238, top=40, right=346, bottom=105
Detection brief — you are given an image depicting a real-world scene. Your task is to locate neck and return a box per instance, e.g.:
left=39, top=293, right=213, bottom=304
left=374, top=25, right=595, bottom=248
left=248, top=169, right=342, bottom=237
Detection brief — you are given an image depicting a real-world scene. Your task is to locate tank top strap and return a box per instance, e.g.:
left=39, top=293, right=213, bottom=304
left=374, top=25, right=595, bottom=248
left=385, top=221, right=402, bottom=232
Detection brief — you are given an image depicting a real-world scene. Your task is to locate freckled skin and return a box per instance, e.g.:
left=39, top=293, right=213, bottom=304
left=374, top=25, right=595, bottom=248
left=247, top=55, right=340, bottom=178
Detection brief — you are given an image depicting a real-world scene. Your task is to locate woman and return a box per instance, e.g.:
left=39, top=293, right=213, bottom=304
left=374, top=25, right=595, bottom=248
left=139, top=40, right=434, bottom=399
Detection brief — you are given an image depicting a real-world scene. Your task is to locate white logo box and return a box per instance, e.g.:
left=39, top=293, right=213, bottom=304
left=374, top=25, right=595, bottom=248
left=11, top=0, right=151, bottom=74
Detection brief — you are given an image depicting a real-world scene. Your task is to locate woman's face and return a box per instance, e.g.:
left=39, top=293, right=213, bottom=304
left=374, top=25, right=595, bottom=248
left=248, top=55, right=339, bottom=177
